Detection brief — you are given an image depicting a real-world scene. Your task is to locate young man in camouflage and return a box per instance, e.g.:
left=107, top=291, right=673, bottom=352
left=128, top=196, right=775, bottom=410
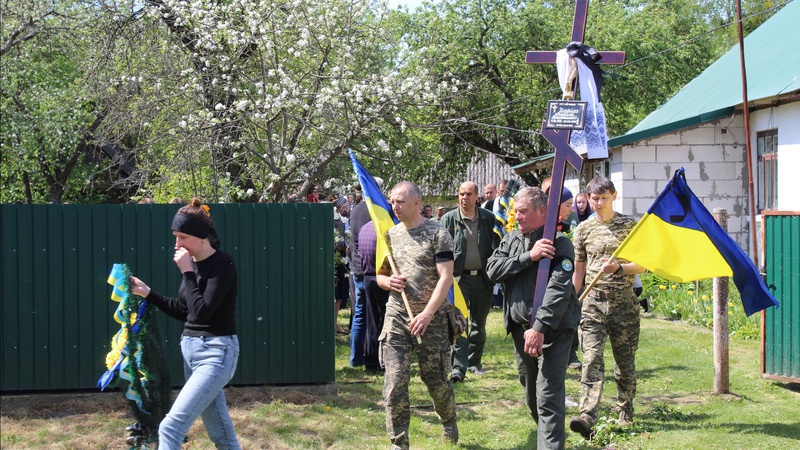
left=486, top=187, right=580, bottom=450
left=377, top=181, right=458, bottom=449
left=569, top=176, right=645, bottom=439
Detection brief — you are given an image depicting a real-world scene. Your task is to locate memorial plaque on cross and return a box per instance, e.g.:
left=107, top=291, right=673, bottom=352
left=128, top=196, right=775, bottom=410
left=526, top=0, right=626, bottom=326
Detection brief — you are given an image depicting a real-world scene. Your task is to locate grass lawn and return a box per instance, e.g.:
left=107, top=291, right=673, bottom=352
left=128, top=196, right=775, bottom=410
left=2, top=309, right=798, bottom=449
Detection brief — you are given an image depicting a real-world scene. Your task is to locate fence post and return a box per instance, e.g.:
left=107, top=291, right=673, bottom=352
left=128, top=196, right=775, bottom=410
left=713, top=208, right=730, bottom=394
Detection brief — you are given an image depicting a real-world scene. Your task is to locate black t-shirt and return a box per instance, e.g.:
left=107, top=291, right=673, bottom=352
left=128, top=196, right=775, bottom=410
left=147, top=250, right=238, bottom=336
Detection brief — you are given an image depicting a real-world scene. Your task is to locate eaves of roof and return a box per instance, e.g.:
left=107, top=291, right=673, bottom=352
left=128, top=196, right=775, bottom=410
left=511, top=152, right=554, bottom=173
left=608, top=1, right=800, bottom=148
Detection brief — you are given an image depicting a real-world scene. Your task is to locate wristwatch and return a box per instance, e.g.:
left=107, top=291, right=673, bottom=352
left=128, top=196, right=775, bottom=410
left=615, top=264, right=624, bottom=275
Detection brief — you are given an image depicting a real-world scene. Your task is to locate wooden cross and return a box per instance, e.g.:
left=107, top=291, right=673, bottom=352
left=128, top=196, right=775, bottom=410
left=525, top=0, right=626, bottom=326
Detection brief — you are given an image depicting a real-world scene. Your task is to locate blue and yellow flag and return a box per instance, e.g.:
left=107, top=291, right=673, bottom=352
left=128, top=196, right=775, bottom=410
left=614, top=168, right=779, bottom=317
left=492, top=196, right=511, bottom=238
left=348, top=149, right=469, bottom=320
left=348, top=149, right=398, bottom=272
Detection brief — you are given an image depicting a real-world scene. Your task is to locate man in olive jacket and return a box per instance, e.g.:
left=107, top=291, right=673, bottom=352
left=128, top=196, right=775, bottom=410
left=486, top=187, right=580, bottom=450
left=440, top=181, right=500, bottom=382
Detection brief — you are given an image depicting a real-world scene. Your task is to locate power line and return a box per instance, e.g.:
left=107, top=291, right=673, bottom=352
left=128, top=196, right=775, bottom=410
left=612, top=0, right=791, bottom=72
left=426, top=1, right=792, bottom=134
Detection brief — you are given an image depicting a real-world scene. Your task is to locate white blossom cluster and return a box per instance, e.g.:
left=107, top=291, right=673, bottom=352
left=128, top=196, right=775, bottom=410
left=2, top=0, right=462, bottom=203
left=138, top=0, right=455, bottom=199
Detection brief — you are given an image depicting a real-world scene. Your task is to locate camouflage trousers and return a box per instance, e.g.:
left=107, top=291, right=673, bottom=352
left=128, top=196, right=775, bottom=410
left=578, top=290, right=640, bottom=424
left=381, top=305, right=456, bottom=450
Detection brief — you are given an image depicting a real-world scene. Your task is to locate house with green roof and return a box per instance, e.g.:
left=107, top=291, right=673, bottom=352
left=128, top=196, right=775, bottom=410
left=607, top=0, right=800, bottom=253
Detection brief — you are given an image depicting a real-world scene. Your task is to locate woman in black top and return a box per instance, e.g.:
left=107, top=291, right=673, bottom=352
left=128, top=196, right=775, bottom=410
left=574, top=192, right=593, bottom=223
left=130, top=198, right=240, bottom=449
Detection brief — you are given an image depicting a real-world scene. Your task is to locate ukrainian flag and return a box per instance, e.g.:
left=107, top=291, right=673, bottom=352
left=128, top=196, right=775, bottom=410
left=348, top=149, right=397, bottom=272
left=614, top=168, right=779, bottom=317
left=348, top=149, right=469, bottom=321
left=492, top=196, right=512, bottom=238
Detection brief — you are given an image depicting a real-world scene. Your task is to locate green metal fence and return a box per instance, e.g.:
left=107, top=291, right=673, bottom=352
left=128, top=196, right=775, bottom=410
left=1, top=203, right=335, bottom=392
left=762, top=211, right=800, bottom=382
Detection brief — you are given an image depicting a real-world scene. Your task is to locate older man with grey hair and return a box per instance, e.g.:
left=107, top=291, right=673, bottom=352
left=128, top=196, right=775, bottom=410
left=486, top=186, right=580, bottom=450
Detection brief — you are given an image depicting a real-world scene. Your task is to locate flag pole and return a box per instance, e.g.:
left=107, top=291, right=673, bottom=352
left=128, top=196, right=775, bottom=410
left=386, top=254, right=423, bottom=344
left=578, top=257, right=617, bottom=302
left=735, top=0, right=758, bottom=266
left=579, top=210, right=654, bottom=302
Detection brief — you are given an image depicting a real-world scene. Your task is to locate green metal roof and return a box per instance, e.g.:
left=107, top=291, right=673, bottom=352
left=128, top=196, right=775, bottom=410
left=511, top=152, right=554, bottom=173
left=609, top=1, right=800, bottom=148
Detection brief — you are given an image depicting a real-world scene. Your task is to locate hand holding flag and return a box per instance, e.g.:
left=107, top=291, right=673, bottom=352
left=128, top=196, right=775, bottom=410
left=612, top=168, right=778, bottom=316
left=348, top=149, right=470, bottom=339
left=349, top=150, right=421, bottom=342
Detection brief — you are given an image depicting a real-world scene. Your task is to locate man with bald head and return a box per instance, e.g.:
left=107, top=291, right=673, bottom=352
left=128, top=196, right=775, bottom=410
left=378, top=181, right=458, bottom=448
left=440, top=181, right=500, bottom=382
left=482, top=183, right=497, bottom=210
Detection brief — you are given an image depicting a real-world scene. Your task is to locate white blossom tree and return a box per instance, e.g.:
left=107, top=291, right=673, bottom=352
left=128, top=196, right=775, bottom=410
left=6, top=0, right=766, bottom=203
left=112, top=0, right=458, bottom=202
left=2, top=0, right=461, bottom=203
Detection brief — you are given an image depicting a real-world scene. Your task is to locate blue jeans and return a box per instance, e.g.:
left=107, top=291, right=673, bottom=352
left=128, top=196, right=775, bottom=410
left=349, top=276, right=367, bottom=366
left=159, top=335, right=240, bottom=450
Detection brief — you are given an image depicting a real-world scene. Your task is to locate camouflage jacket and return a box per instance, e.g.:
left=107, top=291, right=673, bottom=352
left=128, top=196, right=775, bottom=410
left=572, top=213, right=638, bottom=293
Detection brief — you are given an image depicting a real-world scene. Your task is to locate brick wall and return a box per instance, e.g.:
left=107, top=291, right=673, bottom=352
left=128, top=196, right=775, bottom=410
left=614, top=115, right=752, bottom=252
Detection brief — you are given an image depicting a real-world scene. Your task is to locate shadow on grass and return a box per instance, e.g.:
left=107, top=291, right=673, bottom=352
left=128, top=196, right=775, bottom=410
left=632, top=418, right=800, bottom=443
left=459, top=428, right=537, bottom=450
left=413, top=411, right=538, bottom=450
left=777, top=382, right=800, bottom=393
left=0, top=392, right=124, bottom=420
left=722, top=422, right=800, bottom=441
left=636, top=365, right=691, bottom=381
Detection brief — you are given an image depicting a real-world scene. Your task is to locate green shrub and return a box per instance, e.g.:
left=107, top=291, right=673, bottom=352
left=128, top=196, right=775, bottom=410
left=639, top=273, right=760, bottom=339
left=590, top=414, right=639, bottom=447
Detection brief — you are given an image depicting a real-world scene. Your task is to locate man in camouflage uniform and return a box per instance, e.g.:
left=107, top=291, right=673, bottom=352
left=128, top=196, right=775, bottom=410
left=569, top=176, right=646, bottom=439
left=377, top=181, right=457, bottom=449
left=486, top=187, right=580, bottom=450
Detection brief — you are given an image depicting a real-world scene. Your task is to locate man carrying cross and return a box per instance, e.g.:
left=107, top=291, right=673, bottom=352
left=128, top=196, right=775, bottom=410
left=525, top=0, right=628, bottom=441
left=486, top=186, right=580, bottom=449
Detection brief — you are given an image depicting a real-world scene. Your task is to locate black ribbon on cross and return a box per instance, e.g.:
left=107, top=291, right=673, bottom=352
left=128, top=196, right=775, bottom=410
left=566, top=41, right=605, bottom=101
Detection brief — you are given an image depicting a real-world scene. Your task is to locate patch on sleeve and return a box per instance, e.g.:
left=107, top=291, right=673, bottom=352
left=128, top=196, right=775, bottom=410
left=561, top=258, right=574, bottom=272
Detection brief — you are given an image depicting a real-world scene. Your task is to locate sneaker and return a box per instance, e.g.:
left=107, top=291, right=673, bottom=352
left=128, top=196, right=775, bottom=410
left=618, top=410, right=633, bottom=427
left=467, top=366, right=485, bottom=376
left=569, top=415, right=595, bottom=440
left=450, top=372, right=464, bottom=383
left=442, top=422, right=459, bottom=444
left=568, top=354, right=582, bottom=370
left=125, top=423, right=144, bottom=434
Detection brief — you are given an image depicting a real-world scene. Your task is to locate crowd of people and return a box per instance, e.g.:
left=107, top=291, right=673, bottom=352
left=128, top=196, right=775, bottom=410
left=128, top=174, right=648, bottom=449
left=323, top=174, right=649, bottom=449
